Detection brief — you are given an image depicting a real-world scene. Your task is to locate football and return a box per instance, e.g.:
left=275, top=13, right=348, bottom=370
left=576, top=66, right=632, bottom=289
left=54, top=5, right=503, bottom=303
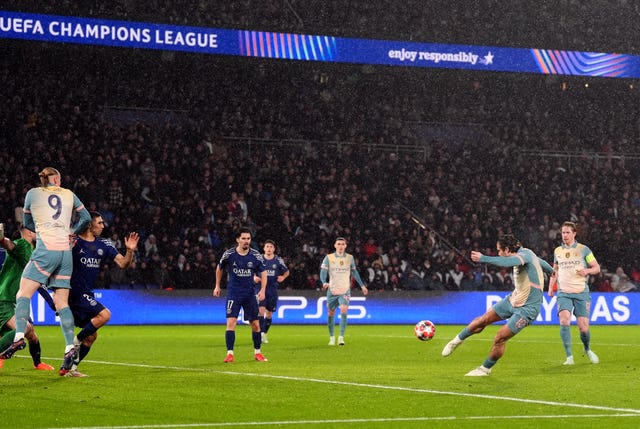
left=414, top=320, right=436, bottom=341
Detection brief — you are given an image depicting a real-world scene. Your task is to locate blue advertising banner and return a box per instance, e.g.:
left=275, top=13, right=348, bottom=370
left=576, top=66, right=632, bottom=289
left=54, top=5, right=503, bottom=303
left=30, top=290, right=637, bottom=326
left=2, top=11, right=640, bottom=78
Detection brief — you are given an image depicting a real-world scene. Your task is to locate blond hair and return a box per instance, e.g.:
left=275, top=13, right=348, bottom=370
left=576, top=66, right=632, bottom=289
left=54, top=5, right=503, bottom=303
left=39, top=167, right=61, bottom=187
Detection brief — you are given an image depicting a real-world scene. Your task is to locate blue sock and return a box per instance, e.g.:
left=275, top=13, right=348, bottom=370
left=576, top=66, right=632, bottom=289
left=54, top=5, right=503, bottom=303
left=580, top=330, right=591, bottom=351
left=339, top=313, right=347, bottom=336
left=560, top=325, right=572, bottom=356
left=78, top=344, right=91, bottom=362
left=225, top=330, right=235, bottom=352
left=252, top=330, right=261, bottom=349
left=264, top=318, right=272, bottom=333
left=77, top=322, right=98, bottom=342
left=458, top=327, right=473, bottom=340
left=482, top=357, right=498, bottom=369
left=14, top=297, right=30, bottom=337
left=57, top=306, right=75, bottom=346
left=29, top=340, right=42, bottom=366
left=328, top=315, right=334, bottom=336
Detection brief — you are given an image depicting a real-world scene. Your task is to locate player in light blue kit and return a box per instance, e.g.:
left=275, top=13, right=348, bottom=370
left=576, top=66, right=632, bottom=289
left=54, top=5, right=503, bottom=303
left=442, top=234, right=554, bottom=376
left=0, top=167, right=91, bottom=376
left=548, top=221, right=600, bottom=365
left=320, top=237, right=368, bottom=346
left=253, top=239, right=289, bottom=344
left=214, top=228, right=268, bottom=363
left=67, top=211, right=139, bottom=377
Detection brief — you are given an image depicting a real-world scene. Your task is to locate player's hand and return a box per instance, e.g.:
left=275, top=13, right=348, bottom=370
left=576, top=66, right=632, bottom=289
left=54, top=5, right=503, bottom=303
left=575, top=267, right=588, bottom=277
left=257, top=290, right=265, bottom=301
left=0, top=222, right=4, bottom=241
left=361, top=285, right=368, bottom=296
left=125, top=232, right=140, bottom=251
left=322, top=283, right=329, bottom=291
left=213, top=286, right=221, bottom=297
left=470, top=251, right=483, bottom=262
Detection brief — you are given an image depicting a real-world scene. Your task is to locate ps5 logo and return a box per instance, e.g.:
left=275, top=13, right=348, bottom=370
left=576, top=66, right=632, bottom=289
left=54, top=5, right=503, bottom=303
left=277, top=296, right=367, bottom=320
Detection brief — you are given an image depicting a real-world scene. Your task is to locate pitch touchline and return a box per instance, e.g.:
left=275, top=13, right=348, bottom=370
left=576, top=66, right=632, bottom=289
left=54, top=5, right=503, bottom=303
left=38, top=413, right=640, bottom=429
left=33, top=356, right=640, bottom=416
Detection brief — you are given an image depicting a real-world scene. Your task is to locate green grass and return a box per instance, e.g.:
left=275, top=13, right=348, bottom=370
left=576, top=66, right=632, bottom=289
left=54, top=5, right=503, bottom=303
left=2, top=324, right=639, bottom=429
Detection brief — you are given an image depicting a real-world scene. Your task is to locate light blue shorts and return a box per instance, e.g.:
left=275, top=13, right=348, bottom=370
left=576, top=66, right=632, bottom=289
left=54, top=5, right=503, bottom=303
left=492, top=290, right=542, bottom=334
left=556, top=290, right=591, bottom=318
left=22, top=248, right=73, bottom=289
left=326, top=292, right=350, bottom=311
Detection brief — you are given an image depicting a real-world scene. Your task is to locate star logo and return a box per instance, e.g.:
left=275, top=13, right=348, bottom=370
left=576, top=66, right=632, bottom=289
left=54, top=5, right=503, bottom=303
left=480, top=51, right=494, bottom=65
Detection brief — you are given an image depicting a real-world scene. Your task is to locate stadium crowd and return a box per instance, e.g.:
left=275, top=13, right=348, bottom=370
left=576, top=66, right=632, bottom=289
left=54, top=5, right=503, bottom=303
left=2, top=4, right=640, bottom=293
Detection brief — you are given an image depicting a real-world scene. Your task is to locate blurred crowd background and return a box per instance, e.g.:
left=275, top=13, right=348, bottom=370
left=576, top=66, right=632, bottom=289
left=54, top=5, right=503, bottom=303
left=1, top=2, right=639, bottom=293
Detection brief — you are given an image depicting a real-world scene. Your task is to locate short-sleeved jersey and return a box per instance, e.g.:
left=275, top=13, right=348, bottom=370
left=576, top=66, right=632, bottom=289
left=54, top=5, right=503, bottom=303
left=218, top=248, right=265, bottom=297
left=320, top=252, right=358, bottom=295
left=0, top=238, right=33, bottom=301
left=554, top=242, right=595, bottom=294
left=479, top=248, right=550, bottom=308
left=70, top=236, right=119, bottom=297
left=260, top=255, right=289, bottom=294
left=24, top=185, right=87, bottom=251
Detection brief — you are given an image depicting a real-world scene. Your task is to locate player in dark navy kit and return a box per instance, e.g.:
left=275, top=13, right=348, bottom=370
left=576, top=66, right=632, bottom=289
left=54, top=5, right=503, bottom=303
left=253, top=239, right=289, bottom=344
left=67, top=211, right=139, bottom=376
left=213, top=227, right=268, bottom=363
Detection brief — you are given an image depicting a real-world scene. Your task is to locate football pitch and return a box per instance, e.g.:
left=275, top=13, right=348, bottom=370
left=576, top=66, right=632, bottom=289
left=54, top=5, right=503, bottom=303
left=2, top=324, right=639, bottom=429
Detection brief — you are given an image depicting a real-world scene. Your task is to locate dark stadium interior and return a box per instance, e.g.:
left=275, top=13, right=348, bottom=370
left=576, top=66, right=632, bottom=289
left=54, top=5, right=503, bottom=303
left=2, top=2, right=639, bottom=292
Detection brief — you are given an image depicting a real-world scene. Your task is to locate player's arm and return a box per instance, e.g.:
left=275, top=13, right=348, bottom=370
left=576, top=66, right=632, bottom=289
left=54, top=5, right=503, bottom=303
left=72, top=195, right=92, bottom=234
left=2, top=238, right=30, bottom=266
left=548, top=263, right=559, bottom=297
left=472, top=250, right=531, bottom=268
left=583, top=253, right=600, bottom=276
left=114, top=232, right=140, bottom=269
left=213, top=265, right=223, bottom=297
left=22, top=211, right=35, bottom=232
left=538, top=258, right=554, bottom=274
left=277, top=269, right=290, bottom=284
left=320, top=256, right=330, bottom=290
left=350, top=260, right=368, bottom=295
left=0, top=235, right=15, bottom=252
left=257, top=268, right=267, bottom=301
left=22, top=192, right=36, bottom=232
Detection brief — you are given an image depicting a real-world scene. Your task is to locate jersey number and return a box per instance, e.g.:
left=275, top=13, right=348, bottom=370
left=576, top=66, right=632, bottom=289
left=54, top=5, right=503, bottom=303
left=48, top=194, right=62, bottom=219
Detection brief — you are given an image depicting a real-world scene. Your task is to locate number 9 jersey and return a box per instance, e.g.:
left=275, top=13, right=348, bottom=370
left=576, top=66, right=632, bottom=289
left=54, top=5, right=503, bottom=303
left=23, top=185, right=87, bottom=251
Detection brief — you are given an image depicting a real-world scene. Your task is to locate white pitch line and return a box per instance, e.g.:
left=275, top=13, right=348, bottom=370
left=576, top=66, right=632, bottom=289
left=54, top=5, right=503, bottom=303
left=38, top=413, right=640, bottom=429
left=28, top=356, right=640, bottom=416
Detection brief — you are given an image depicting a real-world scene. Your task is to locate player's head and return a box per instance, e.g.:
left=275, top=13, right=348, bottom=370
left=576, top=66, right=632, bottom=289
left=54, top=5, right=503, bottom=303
left=334, top=237, right=347, bottom=253
left=87, top=211, right=106, bottom=237
left=236, top=227, right=252, bottom=249
left=19, top=224, right=36, bottom=246
left=496, top=234, right=521, bottom=256
left=263, top=239, right=276, bottom=255
left=561, top=221, right=577, bottom=245
left=38, top=167, right=61, bottom=187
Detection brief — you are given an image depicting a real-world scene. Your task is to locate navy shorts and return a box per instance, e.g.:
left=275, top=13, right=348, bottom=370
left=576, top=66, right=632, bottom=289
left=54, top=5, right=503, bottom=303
left=70, top=293, right=106, bottom=327
left=259, top=292, right=278, bottom=312
left=226, top=294, right=259, bottom=321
